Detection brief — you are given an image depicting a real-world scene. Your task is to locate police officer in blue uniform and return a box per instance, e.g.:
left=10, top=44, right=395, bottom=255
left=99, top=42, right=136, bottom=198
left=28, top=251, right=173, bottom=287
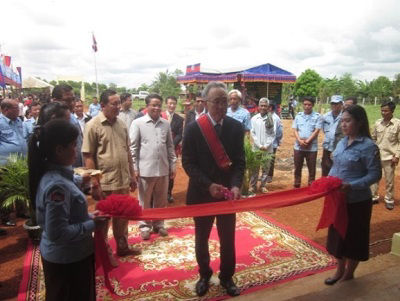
left=321, top=95, right=343, bottom=176
left=325, top=105, right=381, bottom=285
left=0, top=98, right=28, bottom=229
left=292, top=96, right=322, bottom=187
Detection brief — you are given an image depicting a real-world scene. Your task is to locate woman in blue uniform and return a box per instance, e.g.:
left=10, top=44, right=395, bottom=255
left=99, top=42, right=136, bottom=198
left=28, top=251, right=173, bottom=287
left=28, top=119, right=106, bottom=300
left=325, top=105, right=381, bottom=285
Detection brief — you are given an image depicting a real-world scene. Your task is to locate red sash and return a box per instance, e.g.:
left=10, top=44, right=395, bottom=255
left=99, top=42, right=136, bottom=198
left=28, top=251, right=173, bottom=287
left=197, top=114, right=232, bottom=171
left=161, top=111, right=168, bottom=120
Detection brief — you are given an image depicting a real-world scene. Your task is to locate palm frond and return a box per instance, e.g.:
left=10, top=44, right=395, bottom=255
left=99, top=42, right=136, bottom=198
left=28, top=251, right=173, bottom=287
left=0, top=154, right=30, bottom=209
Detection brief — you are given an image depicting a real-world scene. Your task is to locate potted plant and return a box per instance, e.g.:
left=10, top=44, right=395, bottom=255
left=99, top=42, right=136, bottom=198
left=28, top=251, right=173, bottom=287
left=241, top=136, right=273, bottom=197
left=0, top=154, right=41, bottom=241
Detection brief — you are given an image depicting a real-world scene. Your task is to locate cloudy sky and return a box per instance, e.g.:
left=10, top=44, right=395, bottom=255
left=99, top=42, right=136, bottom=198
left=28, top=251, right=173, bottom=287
left=2, top=0, right=400, bottom=88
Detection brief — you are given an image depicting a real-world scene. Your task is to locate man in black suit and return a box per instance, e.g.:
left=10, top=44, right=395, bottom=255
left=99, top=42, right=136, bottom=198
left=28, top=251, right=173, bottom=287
left=182, top=81, right=245, bottom=297
left=184, top=92, right=207, bottom=133
left=165, top=96, right=184, bottom=203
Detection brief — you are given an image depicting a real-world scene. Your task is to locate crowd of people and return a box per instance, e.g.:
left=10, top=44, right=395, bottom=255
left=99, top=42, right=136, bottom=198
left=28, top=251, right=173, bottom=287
left=0, top=81, right=399, bottom=299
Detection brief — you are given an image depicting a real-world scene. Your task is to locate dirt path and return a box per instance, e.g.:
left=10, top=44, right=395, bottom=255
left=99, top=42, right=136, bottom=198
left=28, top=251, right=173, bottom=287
left=1, top=119, right=399, bottom=300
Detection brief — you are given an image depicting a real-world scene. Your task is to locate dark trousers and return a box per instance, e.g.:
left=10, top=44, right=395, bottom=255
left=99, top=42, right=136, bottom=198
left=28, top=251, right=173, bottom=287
left=294, top=150, right=317, bottom=187
left=41, top=254, right=95, bottom=301
left=267, top=148, right=278, bottom=178
left=168, top=178, right=174, bottom=197
left=321, top=149, right=333, bottom=177
left=194, top=214, right=236, bottom=281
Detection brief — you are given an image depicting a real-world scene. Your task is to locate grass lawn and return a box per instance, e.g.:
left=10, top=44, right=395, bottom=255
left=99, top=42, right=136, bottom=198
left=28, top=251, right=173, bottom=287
left=316, top=103, right=400, bottom=126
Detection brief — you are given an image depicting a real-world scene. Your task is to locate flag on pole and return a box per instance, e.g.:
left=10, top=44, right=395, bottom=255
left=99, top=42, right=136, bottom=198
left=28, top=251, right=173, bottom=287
left=92, top=33, right=98, bottom=52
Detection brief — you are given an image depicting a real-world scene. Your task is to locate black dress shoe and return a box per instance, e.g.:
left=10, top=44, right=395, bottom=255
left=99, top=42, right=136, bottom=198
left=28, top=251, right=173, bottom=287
left=195, top=277, right=210, bottom=297
left=324, top=277, right=340, bottom=285
left=220, top=279, right=240, bottom=296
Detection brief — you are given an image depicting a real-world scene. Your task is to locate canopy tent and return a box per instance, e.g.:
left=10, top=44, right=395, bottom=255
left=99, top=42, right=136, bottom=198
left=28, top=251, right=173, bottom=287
left=177, top=63, right=296, bottom=84
left=22, top=76, right=54, bottom=89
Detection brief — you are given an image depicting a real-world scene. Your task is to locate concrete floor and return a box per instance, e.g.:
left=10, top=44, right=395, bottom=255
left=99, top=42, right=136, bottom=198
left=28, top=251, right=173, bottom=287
left=235, top=254, right=400, bottom=301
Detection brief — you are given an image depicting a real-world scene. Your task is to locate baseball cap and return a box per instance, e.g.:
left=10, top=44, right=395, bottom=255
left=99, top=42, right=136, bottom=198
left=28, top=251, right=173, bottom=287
left=331, top=95, right=343, bottom=103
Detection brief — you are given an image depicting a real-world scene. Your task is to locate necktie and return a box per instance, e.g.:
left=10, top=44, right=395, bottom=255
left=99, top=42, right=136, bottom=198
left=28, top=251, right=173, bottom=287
left=214, top=124, right=222, bottom=137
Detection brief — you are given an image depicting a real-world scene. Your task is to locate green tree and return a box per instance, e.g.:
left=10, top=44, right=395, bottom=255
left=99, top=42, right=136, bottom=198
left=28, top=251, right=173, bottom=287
left=392, top=73, right=400, bottom=99
left=339, top=73, right=358, bottom=98
left=137, top=83, right=150, bottom=92
left=356, top=80, right=370, bottom=101
left=150, top=69, right=183, bottom=99
left=294, top=69, right=322, bottom=99
left=369, top=76, right=393, bottom=102
left=318, top=77, right=340, bottom=103
left=281, top=83, right=295, bottom=105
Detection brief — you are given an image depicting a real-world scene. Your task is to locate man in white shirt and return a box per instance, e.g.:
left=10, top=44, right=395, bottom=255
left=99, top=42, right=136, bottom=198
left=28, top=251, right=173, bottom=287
left=249, top=98, right=276, bottom=193
left=130, top=93, right=177, bottom=240
left=74, top=99, right=91, bottom=133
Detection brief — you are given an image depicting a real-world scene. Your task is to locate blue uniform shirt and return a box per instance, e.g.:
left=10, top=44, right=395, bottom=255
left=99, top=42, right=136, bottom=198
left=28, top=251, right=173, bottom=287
left=329, top=136, right=382, bottom=203
left=227, top=106, right=251, bottom=131
left=322, top=111, right=342, bottom=152
left=89, top=103, right=101, bottom=117
left=292, top=111, right=322, bottom=152
left=23, top=117, right=36, bottom=141
left=36, top=164, right=95, bottom=264
left=0, top=114, right=27, bottom=165
left=70, top=114, right=83, bottom=167
left=272, top=112, right=283, bottom=148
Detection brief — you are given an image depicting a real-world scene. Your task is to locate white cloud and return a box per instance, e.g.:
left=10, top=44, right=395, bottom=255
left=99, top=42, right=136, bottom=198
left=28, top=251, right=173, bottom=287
left=2, top=0, right=400, bottom=88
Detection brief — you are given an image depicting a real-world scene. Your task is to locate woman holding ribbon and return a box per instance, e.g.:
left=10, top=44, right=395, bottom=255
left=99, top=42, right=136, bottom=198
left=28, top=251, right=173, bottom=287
left=325, top=105, right=381, bottom=285
left=28, top=119, right=106, bottom=300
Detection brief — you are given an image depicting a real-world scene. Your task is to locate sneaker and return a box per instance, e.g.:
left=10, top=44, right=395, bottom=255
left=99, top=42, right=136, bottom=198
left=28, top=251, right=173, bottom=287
left=266, top=176, right=272, bottom=183
left=141, top=230, right=151, bottom=240
left=385, top=202, right=394, bottom=210
left=372, top=195, right=379, bottom=204
left=167, top=195, right=174, bottom=203
left=155, top=227, right=168, bottom=237
left=261, top=187, right=269, bottom=193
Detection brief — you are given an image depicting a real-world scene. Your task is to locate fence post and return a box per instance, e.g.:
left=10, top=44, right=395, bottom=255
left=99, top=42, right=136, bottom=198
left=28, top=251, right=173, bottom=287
left=374, top=97, right=377, bottom=106
left=363, top=97, right=365, bottom=105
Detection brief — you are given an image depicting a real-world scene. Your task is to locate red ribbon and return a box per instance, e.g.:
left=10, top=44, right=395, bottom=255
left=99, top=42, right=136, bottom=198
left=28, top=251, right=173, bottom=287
left=196, top=114, right=232, bottom=171
left=94, top=177, right=347, bottom=295
left=314, top=177, right=348, bottom=239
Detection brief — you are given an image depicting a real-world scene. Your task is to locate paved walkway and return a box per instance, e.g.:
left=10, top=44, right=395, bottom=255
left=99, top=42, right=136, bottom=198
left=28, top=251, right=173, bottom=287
left=236, top=253, right=400, bottom=300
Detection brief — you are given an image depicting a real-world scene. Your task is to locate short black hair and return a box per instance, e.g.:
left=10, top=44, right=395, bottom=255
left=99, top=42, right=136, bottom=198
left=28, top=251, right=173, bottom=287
left=29, top=101, right=41, bottom=109
left=52, top=84, right=73, bottom=100
left=145, top=93, right=163, bottom=105
left=100, top=89, right=117, bottom=105
left=381, top=101, right=396, bottom=112
left=345, top=97, right=357, bottom=105
left=166, top=96, right=177, bottom=103
left=37, top=102, right=70, bottom=126
left=302, top=96, right=315, bottom=105
left=120, top=93, right=132, bottom=102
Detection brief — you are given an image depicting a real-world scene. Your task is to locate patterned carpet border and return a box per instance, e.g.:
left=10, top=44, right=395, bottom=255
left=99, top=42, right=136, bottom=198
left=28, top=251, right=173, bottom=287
left=18, top=212, right=336, bottom=300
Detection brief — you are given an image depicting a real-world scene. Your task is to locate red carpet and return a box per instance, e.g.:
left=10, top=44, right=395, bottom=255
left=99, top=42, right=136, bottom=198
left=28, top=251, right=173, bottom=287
left=18, top=212, right=335, bottom=300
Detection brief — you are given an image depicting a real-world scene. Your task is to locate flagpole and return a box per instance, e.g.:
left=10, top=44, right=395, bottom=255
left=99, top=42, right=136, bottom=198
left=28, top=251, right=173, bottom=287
left=93, top=50, right=99, bottom=100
